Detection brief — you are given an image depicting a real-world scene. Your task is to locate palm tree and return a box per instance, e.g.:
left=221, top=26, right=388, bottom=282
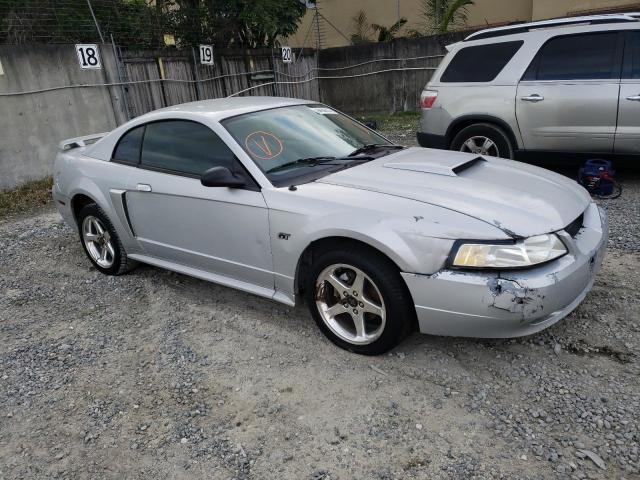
left=350, top=10, right=372, bottom=45
left=420, top=0, right=475, bottom=34
left=371, top=17, right=407, bottom=42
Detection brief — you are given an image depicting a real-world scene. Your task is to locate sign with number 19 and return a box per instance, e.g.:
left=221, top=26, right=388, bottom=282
left=200, top=45, right=214, bottom=65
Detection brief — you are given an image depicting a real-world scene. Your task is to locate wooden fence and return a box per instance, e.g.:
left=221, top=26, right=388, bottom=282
left=118, top=47, right=319, bottom=118
left=112, top=31, right=473, bottom=119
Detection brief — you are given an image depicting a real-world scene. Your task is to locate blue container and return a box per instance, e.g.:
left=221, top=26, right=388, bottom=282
left=578, top=159, right=615, bottom=196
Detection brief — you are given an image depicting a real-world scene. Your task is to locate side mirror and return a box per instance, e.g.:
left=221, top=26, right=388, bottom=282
left=200, top=166, right=246, bottom=188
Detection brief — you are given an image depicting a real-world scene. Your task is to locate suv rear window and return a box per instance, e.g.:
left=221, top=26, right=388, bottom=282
left=524, top=32, right=621, bottom=81
left=440, top=41, right=523, bottom=83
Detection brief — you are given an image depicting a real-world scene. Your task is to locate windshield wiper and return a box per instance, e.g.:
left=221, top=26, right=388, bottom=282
left=266, top=156, right=373, bottom=174
left=348, top=144, right=404, bottom=157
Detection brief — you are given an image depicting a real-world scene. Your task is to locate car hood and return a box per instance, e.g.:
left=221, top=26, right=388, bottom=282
left=317, top=148, right=591, bottom=238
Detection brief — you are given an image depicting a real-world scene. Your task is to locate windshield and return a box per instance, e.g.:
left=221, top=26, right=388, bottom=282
left=222, top=105, right=391, bottom=185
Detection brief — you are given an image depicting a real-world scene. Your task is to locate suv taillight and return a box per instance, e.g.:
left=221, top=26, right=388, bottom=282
left=420, top=90, right=438, bottom=109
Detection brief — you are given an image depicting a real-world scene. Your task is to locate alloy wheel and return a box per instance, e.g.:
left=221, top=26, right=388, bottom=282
left=315, top=263, right=386, bottom=345
left=460, top=136, right=500, bottom=157
left=82, top=215, right=115, bottom=268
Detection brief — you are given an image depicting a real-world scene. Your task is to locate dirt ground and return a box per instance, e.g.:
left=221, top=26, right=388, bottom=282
left=1, top=129, right=639, bottom=479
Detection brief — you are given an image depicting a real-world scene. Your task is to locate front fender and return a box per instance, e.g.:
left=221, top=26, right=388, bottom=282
left=267, top=203, right=474, bottom=305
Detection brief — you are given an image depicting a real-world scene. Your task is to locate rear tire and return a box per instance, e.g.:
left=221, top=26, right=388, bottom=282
left=77, top=203, right=137, bottom=275
left=450, top=123, right=514, bottom=159
left=305, top=244, right=415, bottom=355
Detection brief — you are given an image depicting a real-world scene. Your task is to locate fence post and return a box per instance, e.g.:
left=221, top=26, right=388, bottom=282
left=110, top=35, right=131, bottom=120
left=157, top=56, right=168, bottom=107
left=219, top=54, right=229, bottom=98
left=271, top=47, right=280, bottom=97
left=192, top=46, right=202, bottom=100
left=86, top=0, right=105, bottom=43
left=316, top=48, right=322, bottom=104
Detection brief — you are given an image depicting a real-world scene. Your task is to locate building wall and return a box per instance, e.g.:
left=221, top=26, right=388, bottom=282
left=285, top=0, right=533, bottom=49
left=532, top=0, right=640, bottom=19
left=284, top=0, right=638, bottom=48
left=466, top=0, right=533, bottom=28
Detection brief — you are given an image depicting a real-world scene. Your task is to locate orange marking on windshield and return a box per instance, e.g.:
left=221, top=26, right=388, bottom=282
left=245, top=131, right=283, bottom=160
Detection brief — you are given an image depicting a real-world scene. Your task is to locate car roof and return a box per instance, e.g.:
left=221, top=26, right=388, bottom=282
left=150, top=96, right=316, bottom=120
left=464, top=13, right=640, bottom=42
left=84, top=96, right=318, bottom=162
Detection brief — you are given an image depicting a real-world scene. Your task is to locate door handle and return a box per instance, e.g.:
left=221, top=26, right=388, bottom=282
left=137, top=183, right=152, bottom=192
left=626, top=94, right=640, bottom=101
left=521, top=94, right=544, bottom=102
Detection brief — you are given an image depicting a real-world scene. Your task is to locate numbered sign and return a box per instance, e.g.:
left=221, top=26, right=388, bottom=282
left=200, top=45, right=214, bottom=65
left=282, top=46, right=293, bottom=63
left=75, top=44, right=101, bottom=70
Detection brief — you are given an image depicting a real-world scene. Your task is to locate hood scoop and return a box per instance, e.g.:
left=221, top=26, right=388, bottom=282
left=383, top=155, right=486, bottom=177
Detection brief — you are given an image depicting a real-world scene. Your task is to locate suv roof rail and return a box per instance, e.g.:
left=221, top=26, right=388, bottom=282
left=465, top=13, right=639, bottom=41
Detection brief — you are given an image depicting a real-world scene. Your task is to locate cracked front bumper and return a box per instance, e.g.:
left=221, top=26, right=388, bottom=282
left=402, top=203, right=608, bottom=338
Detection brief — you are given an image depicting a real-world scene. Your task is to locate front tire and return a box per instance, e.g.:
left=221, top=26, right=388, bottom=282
left=450, top=123, right=514, bottom=159
left=77, top=203, right=137, bottom=275
left=305, top=245, right=415, bottom=355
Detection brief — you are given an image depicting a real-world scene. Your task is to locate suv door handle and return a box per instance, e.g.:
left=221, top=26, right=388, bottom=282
left=521, top=94, right=544, bottom=102
left=626, top=94, right=640, bottom=101
left=137, top=183, right=152, bottom=192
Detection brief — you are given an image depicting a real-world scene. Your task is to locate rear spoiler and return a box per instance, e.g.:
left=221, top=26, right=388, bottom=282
left=445, top=42, right=460, bottom=52
left=58, top=132, right=108, bottom=151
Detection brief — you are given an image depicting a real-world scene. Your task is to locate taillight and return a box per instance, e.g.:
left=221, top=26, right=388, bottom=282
left=420, top=90, right=438, bottom=109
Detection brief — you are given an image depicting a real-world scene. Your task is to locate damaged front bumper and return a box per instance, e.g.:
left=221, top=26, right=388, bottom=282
left=402, top=203, right=608, bottom=338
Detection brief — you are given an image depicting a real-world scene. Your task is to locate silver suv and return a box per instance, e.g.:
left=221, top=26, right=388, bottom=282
left=418, top=13, right=640, bottom=160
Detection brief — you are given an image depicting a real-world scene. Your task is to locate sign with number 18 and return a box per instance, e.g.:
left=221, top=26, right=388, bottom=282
left=75, top=44, right=102, bottom=70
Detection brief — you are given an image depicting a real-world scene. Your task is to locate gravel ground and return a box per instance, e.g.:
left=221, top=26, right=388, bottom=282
left=1, top=129, right=639, bottom=479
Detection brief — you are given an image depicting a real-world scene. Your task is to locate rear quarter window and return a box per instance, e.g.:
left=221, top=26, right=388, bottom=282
left=112, top=125, right=144, bottom=164
left=440, top=41, right=523, bottom=83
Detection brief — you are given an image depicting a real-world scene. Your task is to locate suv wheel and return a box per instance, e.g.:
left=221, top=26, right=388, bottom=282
left=77, top=203, right=137, bottom=275
left=305, top=245, right=415, bottom=355
left=450, top=123, right=514, bottom=159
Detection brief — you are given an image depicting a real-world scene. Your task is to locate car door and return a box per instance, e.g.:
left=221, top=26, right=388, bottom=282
left=125, top=119, right=273, bottom=289
left=516, top=31, right=623, bottom=153
left=616, top=30, right=640, bottom=154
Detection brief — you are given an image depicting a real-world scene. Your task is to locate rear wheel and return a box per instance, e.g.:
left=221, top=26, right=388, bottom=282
left=450, top=123, right=514, bottom=159
left=305, top=245, right=415, bottom=355
left=77, top=203, right=137, bottom=275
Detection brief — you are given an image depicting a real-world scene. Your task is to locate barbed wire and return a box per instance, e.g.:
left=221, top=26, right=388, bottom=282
left=0, top=1, right=166, bottom=47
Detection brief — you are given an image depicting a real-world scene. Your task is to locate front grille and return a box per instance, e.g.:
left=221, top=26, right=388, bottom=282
left=565, top=213, right=584, bottom=237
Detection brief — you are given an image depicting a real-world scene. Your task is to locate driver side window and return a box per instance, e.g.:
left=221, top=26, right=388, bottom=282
left=140, top=120, right=236, bottom=177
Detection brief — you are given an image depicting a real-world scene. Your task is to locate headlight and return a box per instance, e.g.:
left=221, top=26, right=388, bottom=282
left=451, top=234, right=567, bottom=269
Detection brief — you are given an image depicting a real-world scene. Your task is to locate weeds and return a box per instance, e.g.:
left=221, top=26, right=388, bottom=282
left=0, top=177, right=53, bottom=218
left=352, top=111, right=421, bottom=131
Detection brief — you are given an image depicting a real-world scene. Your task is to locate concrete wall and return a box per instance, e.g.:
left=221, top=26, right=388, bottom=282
left=0, top=44, right=126, bottom=190
left=318, top=31, right=467, bottom=113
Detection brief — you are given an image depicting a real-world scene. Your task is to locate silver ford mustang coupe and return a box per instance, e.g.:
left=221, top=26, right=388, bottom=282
left=53, top=97, right=608, bottom=355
